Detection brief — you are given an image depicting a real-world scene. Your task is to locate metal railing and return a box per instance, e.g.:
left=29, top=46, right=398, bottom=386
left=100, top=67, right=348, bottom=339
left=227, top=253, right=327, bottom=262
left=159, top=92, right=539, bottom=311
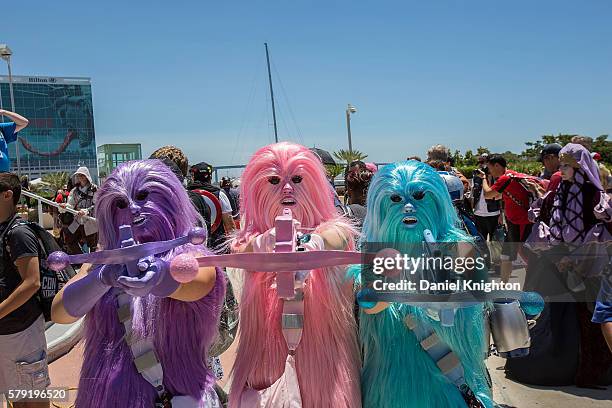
left=21, top=190, right=96, bottom=227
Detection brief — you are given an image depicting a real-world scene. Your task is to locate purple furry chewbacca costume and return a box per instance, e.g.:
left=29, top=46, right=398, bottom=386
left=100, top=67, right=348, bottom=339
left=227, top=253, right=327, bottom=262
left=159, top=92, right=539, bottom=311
left=75, top=160, right=225, bottom=408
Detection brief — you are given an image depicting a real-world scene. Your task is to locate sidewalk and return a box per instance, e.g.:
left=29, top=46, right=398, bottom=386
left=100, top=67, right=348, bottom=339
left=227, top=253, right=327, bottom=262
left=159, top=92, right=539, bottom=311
left=488, top=355, right=611, bottom=407
left=43, top=266, right=610, bottom=407
left=47, top=334, right=610, bottom=408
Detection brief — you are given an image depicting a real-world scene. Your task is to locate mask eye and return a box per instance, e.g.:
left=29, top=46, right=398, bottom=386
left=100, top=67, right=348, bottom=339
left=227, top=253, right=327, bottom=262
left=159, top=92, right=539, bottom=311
left=390, top=194, right=402, bottom=203
left=116, top=198, right=128, bottom=209
left=268, top=176, right=281, bottom=185
left=291, top=175, right=303, bottom=184
left=412, top=191, right=425, bottom=200
left=135, top=190, right=149, bottom=201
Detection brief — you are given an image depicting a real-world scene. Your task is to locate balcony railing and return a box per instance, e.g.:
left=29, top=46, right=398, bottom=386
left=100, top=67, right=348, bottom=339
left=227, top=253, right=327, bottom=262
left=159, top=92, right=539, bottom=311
left=21, top=190, right=96, bottom=227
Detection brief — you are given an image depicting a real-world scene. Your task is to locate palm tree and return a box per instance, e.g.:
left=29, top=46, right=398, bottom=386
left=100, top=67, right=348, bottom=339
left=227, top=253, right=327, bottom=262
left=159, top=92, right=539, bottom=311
left=325, top=164, right=345, bottom=180
left=42, top=172, right=69, bottom=193
left=333, top=149, right=368, bottom=164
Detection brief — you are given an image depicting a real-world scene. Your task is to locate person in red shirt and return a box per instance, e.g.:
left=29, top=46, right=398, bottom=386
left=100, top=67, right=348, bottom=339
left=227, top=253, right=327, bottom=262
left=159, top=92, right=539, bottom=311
left=55, top=190, right=64, bottom=204
left=478, top=154, right=534, bottom=282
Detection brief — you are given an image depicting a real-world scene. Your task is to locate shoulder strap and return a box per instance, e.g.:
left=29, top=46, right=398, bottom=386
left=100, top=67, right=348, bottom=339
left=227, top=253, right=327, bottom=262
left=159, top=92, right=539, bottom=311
left=4, top=219, right=48, bottom=263
left=0, top=214, right=20, bottom=240
left=403, top=313, right=486, bottom=407
left=115, top=291, right=167, bottom=399
left=1, top=215, right=25, bottom=255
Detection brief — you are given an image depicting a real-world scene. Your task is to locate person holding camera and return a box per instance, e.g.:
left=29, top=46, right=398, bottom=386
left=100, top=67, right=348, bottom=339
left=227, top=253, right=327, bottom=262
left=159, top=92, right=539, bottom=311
left=472, top=154, right=502, bottom=241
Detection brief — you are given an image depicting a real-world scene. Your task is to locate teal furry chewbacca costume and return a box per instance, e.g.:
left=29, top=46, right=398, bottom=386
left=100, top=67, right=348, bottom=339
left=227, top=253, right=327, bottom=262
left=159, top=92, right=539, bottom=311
left=350, top=161, right=494, bottom=408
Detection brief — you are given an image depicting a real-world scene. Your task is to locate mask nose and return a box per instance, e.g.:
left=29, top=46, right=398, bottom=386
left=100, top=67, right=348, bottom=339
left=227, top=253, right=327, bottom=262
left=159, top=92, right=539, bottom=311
left=283, top=182, right=293, bottom=194
left=129, top=202, right=141, bottom=216
left=403, top=203, right=416, bottom=214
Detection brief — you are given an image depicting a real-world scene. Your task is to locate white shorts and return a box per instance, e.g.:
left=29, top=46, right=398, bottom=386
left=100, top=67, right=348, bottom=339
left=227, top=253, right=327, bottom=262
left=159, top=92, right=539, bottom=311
left=0, top=315, right=51, bottom=398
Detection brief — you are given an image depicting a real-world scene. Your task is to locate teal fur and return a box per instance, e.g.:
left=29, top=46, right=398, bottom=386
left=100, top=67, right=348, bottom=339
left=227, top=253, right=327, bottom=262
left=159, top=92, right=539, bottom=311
left=351, top=161, right=494, bottom=408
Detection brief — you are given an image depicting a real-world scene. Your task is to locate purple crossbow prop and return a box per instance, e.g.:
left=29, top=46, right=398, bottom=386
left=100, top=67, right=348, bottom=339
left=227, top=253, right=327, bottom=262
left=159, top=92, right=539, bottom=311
left=47, top=224, right=209, bottom=275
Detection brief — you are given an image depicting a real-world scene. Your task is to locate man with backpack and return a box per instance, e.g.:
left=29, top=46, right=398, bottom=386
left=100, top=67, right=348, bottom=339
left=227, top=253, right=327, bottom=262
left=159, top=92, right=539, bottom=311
left=0, top=173, right=51, bottom=408
left=188, top=162, right=236, bottom=251
left=478, top=154, right=546, bottom=282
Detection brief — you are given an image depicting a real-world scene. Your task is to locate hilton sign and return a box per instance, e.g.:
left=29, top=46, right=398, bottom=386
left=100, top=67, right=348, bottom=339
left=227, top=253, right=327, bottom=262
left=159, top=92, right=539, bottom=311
left=27, top=77, right=57, bottom=83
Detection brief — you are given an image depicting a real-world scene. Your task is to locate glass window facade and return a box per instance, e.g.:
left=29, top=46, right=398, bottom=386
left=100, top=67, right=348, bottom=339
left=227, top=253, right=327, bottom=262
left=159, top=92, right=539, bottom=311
left=0, top=76, right=97, bottom=182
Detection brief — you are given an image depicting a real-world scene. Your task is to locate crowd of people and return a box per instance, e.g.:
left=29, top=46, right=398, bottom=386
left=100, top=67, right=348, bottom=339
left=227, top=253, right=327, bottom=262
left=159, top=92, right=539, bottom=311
left=0, top=106, right=609, bottom=408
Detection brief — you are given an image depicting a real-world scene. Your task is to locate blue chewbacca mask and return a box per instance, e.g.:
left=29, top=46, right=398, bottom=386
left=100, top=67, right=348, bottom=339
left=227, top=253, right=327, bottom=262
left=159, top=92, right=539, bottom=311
left=362, top=160, right=471, bottom=244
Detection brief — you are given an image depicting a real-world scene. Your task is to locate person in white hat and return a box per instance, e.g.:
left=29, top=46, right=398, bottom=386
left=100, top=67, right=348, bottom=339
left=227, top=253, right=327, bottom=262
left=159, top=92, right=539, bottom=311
left=59, top=166, right=98, bottom=254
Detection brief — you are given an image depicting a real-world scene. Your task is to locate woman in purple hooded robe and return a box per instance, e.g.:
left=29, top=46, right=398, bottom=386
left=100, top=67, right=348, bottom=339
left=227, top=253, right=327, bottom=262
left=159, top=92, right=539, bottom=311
left=51, top=159, right=225, bottom=407
left=512, top=143, right=612, bottom=388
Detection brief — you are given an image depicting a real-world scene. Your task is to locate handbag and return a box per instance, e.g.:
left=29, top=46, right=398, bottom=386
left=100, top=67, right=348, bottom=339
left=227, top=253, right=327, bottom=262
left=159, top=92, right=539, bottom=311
left=488, top=224, right=506, bottom=265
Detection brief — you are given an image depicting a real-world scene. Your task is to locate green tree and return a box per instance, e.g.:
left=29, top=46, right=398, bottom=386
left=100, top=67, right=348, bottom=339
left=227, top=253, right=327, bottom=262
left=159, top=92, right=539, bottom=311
left=42, top=172, right=69, bottom=193
left=593, top=134, right=611, bottom=163
left=333, top=149, right=368, bottom=164
left=463, top=150, right=476, bottom=166
left=452, top=150, right=463, bottom=166
left=325, top=164, right=345, bottom=180
left=476, top=146, right=490, bottom=156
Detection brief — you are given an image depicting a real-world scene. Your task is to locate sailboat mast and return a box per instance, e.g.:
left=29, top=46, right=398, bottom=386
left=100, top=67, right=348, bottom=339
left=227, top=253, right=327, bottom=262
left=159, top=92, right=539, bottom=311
left=264, top=43, right=279, bottom=143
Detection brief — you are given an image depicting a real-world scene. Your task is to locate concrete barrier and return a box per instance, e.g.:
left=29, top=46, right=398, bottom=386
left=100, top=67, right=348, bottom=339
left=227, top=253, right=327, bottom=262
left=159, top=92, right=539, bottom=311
left=45, top=319, right=84, bottom=363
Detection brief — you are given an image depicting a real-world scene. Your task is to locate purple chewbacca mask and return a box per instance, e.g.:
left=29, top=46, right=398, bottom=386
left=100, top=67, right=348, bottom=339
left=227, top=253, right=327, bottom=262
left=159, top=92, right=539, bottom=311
left=96, top=159, right=201, bottom=247
left=76, top=159, right=225, bottom=408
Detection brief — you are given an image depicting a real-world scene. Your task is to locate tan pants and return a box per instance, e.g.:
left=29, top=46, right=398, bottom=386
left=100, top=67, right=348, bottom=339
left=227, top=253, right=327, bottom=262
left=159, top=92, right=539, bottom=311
left=0, top=316, right=50, bottom=398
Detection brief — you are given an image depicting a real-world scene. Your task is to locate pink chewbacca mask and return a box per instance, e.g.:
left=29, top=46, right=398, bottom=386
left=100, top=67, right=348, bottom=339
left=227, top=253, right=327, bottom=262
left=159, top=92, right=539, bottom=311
left=238, top=142, right=338, bottom=237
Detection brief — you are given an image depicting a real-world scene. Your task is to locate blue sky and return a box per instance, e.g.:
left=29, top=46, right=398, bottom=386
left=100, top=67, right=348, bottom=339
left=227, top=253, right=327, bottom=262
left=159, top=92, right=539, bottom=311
left=3, top=0, right=611, bottom=171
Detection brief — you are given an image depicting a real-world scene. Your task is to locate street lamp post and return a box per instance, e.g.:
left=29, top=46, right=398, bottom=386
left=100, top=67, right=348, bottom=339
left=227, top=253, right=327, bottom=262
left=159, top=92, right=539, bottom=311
left=0, top=44, right=20, bottom=175
left=345, top=103, right=357, bottom=153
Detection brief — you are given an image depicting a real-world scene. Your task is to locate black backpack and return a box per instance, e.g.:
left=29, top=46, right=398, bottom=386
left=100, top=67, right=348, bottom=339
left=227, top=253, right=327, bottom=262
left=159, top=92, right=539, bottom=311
left=3, top=216, right=76, bottom=321
left=188, top=183, right=227, bottom=251
left=188, top=191, right=212, bottom=240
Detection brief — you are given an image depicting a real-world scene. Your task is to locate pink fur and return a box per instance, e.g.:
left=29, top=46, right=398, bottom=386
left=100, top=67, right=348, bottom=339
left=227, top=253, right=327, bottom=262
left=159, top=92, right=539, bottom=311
left=230, top=142, right=361, bottom=408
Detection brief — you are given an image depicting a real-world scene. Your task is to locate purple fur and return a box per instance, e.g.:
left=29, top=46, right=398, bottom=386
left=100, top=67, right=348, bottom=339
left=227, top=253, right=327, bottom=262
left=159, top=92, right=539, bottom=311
left=75, top=160, right=225, bottom=407
left=96, top=159, right=202, bottom=249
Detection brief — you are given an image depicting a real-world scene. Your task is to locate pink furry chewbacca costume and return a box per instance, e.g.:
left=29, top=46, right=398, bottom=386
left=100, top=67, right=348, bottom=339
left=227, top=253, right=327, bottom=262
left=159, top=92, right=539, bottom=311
left=229, top=142, right=361, bottom=408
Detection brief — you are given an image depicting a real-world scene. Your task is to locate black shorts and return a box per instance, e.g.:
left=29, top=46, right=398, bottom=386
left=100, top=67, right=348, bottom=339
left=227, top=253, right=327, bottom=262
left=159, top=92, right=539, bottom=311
left=502, top=220, right=533, bottom=261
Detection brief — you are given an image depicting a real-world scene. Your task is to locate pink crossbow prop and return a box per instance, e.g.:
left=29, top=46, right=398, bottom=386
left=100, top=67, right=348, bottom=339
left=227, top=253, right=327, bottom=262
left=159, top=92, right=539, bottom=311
left=170, top=208, right=370, bottom=289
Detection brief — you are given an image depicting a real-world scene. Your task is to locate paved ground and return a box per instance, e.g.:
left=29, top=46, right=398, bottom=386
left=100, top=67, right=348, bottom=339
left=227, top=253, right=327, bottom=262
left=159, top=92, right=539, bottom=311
left=44, top=343, right=610, bottom=408
left=32, top=265, right=610, bottom=407
left=488, top=355, right=611, bottom=407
